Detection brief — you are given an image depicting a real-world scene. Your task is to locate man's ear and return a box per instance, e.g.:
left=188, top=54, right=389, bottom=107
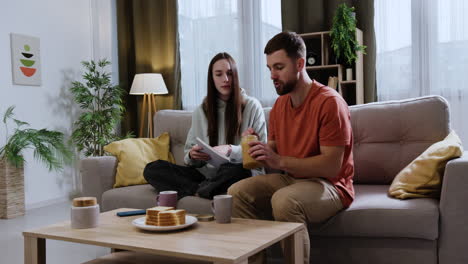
left=296, top=57, right=305, bottom=71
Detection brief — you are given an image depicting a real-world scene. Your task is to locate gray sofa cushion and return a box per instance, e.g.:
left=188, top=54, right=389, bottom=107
left=103, top=184, right=438, bottom=241
left=154, top=110, right=193, bottom=166
left=102, top=184, right=157, bottom=212
left=177, top=196, right=212, bottom=214
left=350, top=96, right=450, bottom=184
left=311, top=185, right=439, bottom=240
left=102, top=184, right=213, bottom=214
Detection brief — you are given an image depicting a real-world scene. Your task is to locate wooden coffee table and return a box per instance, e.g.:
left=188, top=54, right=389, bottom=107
left=23, top=208, right=305, bottom=264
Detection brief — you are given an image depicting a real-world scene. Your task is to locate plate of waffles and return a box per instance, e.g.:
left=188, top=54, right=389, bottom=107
left=132, top=215, right=198, bottom=231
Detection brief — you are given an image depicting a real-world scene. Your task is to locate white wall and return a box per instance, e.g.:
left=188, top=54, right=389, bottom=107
left=0, top=0, right=118, bottom=209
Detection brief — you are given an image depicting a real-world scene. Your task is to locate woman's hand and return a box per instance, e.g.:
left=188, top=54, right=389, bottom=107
left=213, top=144, right=232, bottom=157
left=242, top=127, right=259, bottom=137
left=189, top=144, right=210, bottom=161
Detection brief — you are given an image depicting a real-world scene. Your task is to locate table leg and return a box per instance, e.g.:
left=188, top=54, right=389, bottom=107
left=24, top=236, right=45, bottom=264
left=283, top=230, right=304, bottom=264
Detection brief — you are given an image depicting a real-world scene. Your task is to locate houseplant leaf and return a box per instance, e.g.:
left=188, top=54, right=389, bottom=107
left=70, top=59, right=132, bottom=157
left=0, top=107, right=72, bottom=170
left=330, top=3, right=366, bottom=67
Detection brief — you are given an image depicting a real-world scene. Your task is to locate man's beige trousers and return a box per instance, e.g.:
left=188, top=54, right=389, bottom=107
left=228, top=173, right=344, bottom=264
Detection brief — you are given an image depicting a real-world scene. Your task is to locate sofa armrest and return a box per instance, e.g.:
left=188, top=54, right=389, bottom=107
left=80, top=156, right=117, bottom=206
left=439, top=151, right=468, bottom=264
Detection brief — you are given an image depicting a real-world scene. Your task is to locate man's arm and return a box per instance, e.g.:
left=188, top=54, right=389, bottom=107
left=249, top=141, right=345, bottom=179
left=279, top=145, right=344, bottom=179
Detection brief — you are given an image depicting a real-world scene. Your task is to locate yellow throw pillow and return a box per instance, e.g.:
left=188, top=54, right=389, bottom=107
left=104, top=133, right=175, bottom=188
left=389, top=130, right=463, bottom=199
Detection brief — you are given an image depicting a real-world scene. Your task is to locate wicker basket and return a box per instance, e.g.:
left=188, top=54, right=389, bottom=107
left=0, top=159, right=25, bottom=219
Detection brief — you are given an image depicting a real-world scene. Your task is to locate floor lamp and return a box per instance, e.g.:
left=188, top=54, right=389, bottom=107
left=130, top=73, right=168, bottom=138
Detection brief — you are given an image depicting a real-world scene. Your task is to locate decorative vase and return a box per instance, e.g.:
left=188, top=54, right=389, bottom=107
left=346, top=68, right=353, bottom=81
left=0, top=159, right=25, bottom=219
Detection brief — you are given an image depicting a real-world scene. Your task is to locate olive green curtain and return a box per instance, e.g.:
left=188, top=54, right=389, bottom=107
left=117, top=0, right=181, bottom=136
left=281, top=0, right=376, bottom=103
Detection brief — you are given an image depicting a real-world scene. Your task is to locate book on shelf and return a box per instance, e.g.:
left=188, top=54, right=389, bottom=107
left=327, top=76, right=342, bottom=96
left=327, top=76, right=338, bottom=88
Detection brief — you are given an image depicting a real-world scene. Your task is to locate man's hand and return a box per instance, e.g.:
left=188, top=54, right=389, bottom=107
left=189, top=144, right=210, bottom=161
left=248, top=141, right=282, bottom=170
left=213, top=145, right=232, bottom=157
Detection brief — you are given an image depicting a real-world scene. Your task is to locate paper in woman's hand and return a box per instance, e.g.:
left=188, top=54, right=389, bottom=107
left=195, top=137, right=230, bottom=168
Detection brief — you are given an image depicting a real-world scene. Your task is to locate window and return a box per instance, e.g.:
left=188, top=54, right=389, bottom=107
left=375, top=0, right=468, bottom=144
left=178, top=0, right=282, bottom=110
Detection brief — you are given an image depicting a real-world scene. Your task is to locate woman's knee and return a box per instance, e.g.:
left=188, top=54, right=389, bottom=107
left=144, top=160, right=166, bottom=179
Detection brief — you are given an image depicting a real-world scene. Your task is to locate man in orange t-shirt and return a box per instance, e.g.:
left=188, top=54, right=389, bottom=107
left=228, top=32, right=354, bottom=264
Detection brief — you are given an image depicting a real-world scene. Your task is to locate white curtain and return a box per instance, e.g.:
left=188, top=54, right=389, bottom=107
left=375, top=0, right=468, bottom=145
left=178, top=0, right=282, bottom=110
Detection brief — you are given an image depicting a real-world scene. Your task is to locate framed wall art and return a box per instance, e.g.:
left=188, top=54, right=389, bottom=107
left=10, top=33, right=42, bottom=86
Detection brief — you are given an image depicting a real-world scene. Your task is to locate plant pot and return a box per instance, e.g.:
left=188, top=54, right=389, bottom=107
left=0, top=159, right=25, bottom=219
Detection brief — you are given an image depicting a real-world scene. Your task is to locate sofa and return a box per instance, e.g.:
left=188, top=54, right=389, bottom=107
left=81, top=95, right=468, bottom=264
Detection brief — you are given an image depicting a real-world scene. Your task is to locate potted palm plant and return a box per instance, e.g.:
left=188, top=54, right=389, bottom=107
left=0, top=106, right=72, bottom=219
left=70, top=59, right=130, bottom=157
left=330, top=3, right=366, bottom=80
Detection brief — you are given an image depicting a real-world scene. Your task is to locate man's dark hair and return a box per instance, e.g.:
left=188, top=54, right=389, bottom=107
left=264, top=31, right=306, bottom=59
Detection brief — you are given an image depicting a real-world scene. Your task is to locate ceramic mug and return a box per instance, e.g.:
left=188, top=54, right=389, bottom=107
left=156, top=191, right=178, bottom=208
left=71, top=204, right=99, bottom=229
left=211, top=194, right=233, bottom=224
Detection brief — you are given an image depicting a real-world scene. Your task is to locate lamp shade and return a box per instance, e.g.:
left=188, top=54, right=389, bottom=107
left=129, top=73, right=168, bottom=95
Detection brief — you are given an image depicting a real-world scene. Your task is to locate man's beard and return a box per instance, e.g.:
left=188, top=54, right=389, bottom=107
left=275, top=79, right=296, bottom=95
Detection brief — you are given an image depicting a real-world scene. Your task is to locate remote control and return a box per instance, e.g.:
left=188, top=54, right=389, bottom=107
left=116, top=209, right=146, bottom=217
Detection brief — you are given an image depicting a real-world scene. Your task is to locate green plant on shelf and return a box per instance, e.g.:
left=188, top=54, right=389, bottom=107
left=330, top=3, right=366, bottom=67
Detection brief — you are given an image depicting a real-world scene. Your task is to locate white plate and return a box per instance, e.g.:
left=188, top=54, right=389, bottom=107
left=132, top=215, right=198, bottom=231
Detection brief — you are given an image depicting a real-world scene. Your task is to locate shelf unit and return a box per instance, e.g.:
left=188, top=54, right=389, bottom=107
left=299, top=29, right=364, bottom=105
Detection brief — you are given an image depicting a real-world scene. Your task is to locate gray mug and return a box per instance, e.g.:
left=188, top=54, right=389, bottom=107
left=211, top=194, right=233, bottom=223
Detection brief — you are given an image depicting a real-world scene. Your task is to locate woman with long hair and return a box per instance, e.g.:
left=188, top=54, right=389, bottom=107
left=144, top=52, right=267, bottom=199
